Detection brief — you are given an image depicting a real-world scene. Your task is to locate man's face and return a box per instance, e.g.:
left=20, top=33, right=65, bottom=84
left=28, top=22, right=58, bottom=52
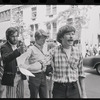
left=8, top=31, right=19, bottom=45
left=37, top=35, right=47, bottom=46
left=61, top=31, right=75, bottom=46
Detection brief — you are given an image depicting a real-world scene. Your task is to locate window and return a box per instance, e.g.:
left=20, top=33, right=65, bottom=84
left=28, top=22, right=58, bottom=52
left=7, top=10, right=10, bottom=20
left=35, top=24, right=38, bottom=30
left=52, top=5, right=57, bottom=15
left=30, top=25, right=34, bottom=31
left=0, top=10, right=10, bottom=22
left=19, top=10, right=23, bottom=24
left=31, top=7, right=37, bottom=20
left=53, top=21, right=57, bottom=33
left=1, top=12, right=4, bottom=21
left=46, top=5, right=51, bottom=16
left=67, top=18, right=73, bottom=25
left=11, top=7, right=23, bottom=26
left=4, top=11, right=6, bottom=20
left=46, top=23, right=51, bottom=30
left=46, top=5, right=57, bottom=16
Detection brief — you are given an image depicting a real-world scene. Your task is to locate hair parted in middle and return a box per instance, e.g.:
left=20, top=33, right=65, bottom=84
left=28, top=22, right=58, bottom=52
left=57, top=25, right=76, bottom=44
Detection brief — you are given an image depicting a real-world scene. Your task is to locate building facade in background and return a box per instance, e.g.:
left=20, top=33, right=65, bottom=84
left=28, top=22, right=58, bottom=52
left=0, top=5, right=100, bottom=54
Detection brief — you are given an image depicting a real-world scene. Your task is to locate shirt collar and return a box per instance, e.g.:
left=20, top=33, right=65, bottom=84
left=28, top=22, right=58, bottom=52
left=60, top=45, right=74, bottom=53
left=8, top=41, right=17, bottom=48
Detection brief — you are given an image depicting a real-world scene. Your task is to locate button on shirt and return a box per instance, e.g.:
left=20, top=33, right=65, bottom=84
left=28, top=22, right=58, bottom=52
left=49, top=45, right=86, bottom=83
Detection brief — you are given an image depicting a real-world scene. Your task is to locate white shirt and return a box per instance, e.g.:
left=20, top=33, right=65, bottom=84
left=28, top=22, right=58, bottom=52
left=24, top=43, right=50, bottom=73
left=8, top=41, right=17, bottom=50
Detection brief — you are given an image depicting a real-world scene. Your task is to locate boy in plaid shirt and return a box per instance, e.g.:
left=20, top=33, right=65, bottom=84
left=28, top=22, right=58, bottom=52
left=49, top=25, right=87, bottom=98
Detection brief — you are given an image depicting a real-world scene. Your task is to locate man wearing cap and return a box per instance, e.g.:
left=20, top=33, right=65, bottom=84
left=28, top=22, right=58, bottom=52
left=24, top=29, right=49, bottom=98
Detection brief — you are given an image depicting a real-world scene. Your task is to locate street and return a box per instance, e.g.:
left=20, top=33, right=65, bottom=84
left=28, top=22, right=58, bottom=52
left=2, top=66, right=100, bottom=98
left=84, top=66, right=100, bottom=98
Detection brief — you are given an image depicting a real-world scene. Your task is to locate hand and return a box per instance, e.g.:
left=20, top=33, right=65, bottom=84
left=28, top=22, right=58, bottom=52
left=48, top=72, right=53, bottom=76
left=42, top=65, right=47, bottom=72
left=19, top=64, right=29, bottom=69
left=17, top=45, right=27, bottom=54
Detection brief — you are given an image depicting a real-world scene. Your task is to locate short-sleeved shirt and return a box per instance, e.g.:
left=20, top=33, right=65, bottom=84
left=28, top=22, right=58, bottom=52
left=49, top=45, right=86, bottom=83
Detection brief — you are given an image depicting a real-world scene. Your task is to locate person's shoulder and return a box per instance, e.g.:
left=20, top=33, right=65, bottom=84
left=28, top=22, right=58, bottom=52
left=28, top=45, right=39, bottom=53
left=1, top=42, right=13, bottom=51
left=1, top=42, right=7, bottom=48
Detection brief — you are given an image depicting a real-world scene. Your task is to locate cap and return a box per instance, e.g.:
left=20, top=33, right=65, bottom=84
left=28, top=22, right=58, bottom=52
left=38, top=29, right=49, bottom=37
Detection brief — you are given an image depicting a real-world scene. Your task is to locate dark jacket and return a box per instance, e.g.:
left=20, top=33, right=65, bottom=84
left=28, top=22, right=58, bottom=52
left=1, top=42, right=26, bottom=86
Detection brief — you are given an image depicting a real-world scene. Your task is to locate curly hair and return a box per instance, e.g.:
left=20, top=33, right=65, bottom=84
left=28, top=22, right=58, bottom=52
left=57, top=25, right=76, bottom=44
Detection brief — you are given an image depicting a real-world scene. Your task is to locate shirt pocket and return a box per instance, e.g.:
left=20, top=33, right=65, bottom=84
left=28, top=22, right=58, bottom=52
left=70, top=57, right=79, bottom=70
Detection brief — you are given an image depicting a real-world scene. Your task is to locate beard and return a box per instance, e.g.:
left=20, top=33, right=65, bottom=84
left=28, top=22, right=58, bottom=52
left=8, top=39, right=17, bottom=45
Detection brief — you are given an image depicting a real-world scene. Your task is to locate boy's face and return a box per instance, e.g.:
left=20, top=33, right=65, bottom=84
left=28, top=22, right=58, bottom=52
left=61, top=31, right=75, bottom=46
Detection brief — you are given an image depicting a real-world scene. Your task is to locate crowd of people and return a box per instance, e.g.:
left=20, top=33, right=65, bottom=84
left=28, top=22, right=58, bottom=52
left=85, top=43, right=100, bottom=57
left=0, top=24, right=87, bottom=98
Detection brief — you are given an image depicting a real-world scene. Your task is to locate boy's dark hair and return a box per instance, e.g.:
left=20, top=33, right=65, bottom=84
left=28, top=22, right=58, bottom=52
left=57, top=25, right=75, bottom=43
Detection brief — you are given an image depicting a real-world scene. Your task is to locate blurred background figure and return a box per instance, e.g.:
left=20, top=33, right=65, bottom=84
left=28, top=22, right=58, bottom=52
left=73, top=40, right=78, bottom=47
left=98, top=43, right=100, bottom=55
left=47, top=39, right=58, bottom=51
left=0, top=42, right=5, bottom=98
left=89, top=44, right=93, bottom=56
left=93, top=44, right=98, bottom=56
left=85, top=43, right=92, bottom=57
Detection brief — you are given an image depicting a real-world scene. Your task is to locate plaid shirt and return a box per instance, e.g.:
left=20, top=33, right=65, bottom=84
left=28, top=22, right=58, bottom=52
left=49, top=45, right=86, bottom=83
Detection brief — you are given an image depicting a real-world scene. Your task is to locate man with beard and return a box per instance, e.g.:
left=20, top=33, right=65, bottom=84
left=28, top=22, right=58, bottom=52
left=49, top=25, right=87, bottom=98
left=1, top=27, right=26, bottom=98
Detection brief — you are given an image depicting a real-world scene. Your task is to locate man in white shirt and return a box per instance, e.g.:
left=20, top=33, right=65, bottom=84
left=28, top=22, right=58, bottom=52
left=24, top=29, right=50, bottom=98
